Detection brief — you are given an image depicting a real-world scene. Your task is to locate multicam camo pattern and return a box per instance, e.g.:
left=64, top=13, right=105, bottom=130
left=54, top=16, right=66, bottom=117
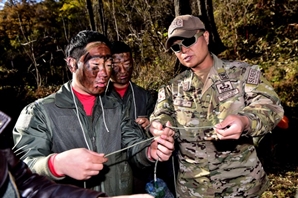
left=150, top=54, right=284, bottom=197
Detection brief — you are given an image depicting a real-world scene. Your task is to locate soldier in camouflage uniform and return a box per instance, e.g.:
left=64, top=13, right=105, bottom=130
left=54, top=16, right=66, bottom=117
left=149, top=15, right=284, bottom=197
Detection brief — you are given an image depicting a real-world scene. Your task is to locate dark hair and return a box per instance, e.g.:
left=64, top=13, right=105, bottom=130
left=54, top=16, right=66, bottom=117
left=65, top=30, right=111, bottom=60
left=111, top=41, right=132, bottom=55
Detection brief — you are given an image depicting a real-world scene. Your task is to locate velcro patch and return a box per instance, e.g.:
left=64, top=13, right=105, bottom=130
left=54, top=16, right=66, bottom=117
left=218, top=89, right=239, bottom=101
left=182, top=99, right=192, bottom=107
left=216, top=81, right=233, bottom=93
left=218, top=72, right=229, bottom=80
left=173, top=98, right=183, bottom=106
left=157, top=88, right=166, bottom=103
left=182, top=81, right=190, bottom=91
left=247, top=69, right=260, bottom=85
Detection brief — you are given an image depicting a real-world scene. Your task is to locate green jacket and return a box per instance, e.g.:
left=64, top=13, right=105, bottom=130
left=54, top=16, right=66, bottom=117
left=13, top=81, right=153, bottom=196
left=105, top=81, right=156, bottom=136
left=150, top=54, right=284, bottom=197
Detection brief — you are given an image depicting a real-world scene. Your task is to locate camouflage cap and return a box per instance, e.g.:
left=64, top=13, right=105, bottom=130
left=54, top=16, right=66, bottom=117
left=165, top=15, right=205, bottom=49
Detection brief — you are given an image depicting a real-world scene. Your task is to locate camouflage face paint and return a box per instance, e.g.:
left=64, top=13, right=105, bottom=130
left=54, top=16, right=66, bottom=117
left=111, top=52, right=133, bottom=85
left=75, top=42, right=112, bottom=95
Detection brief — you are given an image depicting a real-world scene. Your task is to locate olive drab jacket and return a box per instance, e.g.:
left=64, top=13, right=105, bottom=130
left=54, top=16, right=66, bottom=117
left=12, top=81, right=153, bottom=196
left=150, top=54, right=284, bottom=197
left=105, top=81, right=155, bottom=121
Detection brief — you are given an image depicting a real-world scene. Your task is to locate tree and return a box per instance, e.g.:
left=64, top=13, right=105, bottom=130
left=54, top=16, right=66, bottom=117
left=86, top=0, right=95, bottom=30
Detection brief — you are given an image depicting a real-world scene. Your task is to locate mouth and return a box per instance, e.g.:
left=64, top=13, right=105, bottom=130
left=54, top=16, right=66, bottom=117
left=183, top=55, right=191, bottom=62
left=94, top=80, right=107, bottom=88
left=119, top=75, right=128, bottom=80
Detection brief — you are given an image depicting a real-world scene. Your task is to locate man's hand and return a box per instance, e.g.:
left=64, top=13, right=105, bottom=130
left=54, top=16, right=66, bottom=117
left=149, top=121, right=175, bottom=137
left=135, top=116, right=150, bottom=129
left=214, top=114, right=250, bottom=140
left=148, top=121, right=175, bottom=161
left=54, top=148, right=108, bottom=180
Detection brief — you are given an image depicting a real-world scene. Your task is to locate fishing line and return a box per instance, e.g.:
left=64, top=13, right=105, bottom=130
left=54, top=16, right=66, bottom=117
left=104, top=136, right=157, bottom=157
left=104, top=125, right=215, bottom=157
left=167, top=125, right=214, bottom=130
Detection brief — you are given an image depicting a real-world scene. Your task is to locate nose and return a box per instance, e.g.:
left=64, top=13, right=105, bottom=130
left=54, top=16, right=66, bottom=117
left=120, top=65, right=126, bottom=73
left=180, top=45, right=188, bottom=54
left=97, top=64, right=108, bottom=77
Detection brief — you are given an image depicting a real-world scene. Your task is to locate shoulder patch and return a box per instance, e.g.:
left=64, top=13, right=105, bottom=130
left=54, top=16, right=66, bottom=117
left=157, top=88, right=166, bottom=103
left=182, top=81, right=190, bottom=91
left=247, top=68, right=260, bottom=85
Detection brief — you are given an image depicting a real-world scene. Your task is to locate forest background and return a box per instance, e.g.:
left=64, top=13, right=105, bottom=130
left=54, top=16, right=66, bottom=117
left=0, top=0, right=297, bottom=197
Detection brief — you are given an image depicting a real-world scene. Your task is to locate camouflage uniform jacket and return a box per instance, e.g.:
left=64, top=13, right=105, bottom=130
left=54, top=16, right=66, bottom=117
left=150, top=54, right=284, bottom=197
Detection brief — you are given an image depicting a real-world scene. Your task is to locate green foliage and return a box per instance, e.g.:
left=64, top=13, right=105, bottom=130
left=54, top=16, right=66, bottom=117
left=0, top=0, right=296, bottom=107
left=101, top=0, right=175, bottom=92
left=0, top=0, right=297, bottom=196
left=214, top=0, right=298, bottom=107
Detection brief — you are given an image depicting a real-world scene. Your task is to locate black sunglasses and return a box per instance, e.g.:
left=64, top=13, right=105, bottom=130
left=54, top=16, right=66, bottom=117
left=170, top=31, right=205, bottom=53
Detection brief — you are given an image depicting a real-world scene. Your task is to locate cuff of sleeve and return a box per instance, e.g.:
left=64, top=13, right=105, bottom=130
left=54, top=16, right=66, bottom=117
left=48, top=153, right=65, bottom=177
left=145, top=123, right=153, bottom=137
left=146, top=146, right=155, bottom=162
left=237, top=112, right=254, bottom=134
left=134, top=142, right=155, bottom=167
left=32, top=154, right=65, bottom=180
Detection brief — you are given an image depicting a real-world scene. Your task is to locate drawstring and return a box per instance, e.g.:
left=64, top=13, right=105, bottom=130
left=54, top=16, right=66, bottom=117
left=71, top=88, right=110, bottom=191
left=71, top=88, right=110, bottom=150
left=104, top=79, right=111, bottom=94
left=154, top=158, right=159, bottom=184
left=129, top=81, right=137, bottom=120
left=99, top=96, right=110, bottom=132
left=71, top=88, right=91, bottom=150
left=105, top=80, right=137, bottom=120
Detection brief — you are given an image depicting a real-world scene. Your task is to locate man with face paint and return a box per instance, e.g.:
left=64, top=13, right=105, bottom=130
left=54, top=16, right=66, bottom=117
left=105, top=41, right=161, bottom=194
left=107, top=41, right=155, bottom=130
left=12, top=30, right=174, bottom=197
left=1, top=110, right=154, bottom=198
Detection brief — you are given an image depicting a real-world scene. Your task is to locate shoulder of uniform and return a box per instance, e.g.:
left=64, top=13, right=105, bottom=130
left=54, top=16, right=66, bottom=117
left=222, top=60, right=252, bottom=68
left=170, top=70, right=191, bottom=83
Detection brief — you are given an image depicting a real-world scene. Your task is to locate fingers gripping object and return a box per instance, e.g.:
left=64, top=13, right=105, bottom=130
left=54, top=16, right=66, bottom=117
left=167, top=125, right=218, bottom=141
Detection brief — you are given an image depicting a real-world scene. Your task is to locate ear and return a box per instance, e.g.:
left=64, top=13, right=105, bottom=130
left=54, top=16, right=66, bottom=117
left=66, top=57, right=77, bottom=73
left=203, top=31, right=210, bottom=45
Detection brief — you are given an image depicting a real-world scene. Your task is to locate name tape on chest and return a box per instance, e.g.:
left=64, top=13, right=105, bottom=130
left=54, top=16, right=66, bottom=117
left=173, top=98, right=192, bottom=107
left=218, top=89, right=239, bottom=101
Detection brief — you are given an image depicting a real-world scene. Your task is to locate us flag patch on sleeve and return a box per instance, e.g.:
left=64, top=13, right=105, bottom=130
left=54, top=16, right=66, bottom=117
left=157, top=88, right=166, bottom=103
left=247, top=68, right=260, bottom=85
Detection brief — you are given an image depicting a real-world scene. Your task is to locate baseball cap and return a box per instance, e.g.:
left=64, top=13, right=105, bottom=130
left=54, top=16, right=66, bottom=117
left=165, top=15, right=205, bottom=49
